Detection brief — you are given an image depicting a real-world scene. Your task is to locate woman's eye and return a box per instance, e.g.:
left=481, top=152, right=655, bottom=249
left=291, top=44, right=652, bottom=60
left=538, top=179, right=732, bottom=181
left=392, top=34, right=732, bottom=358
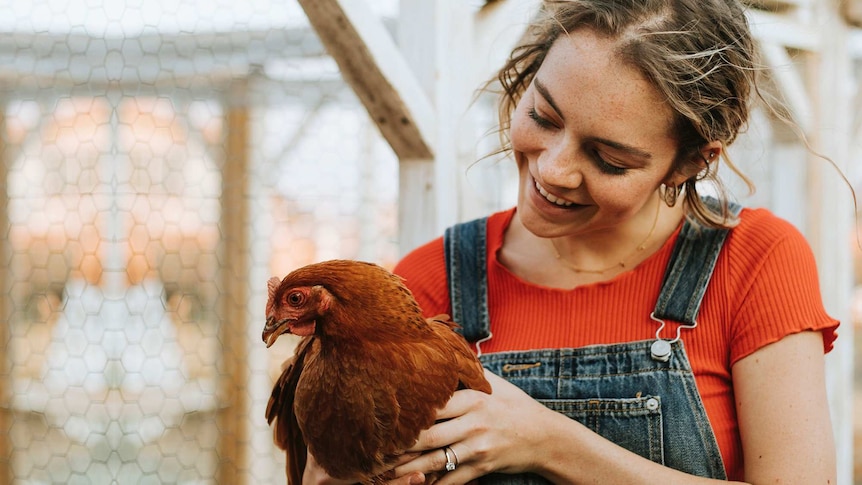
left=593, top=151, right=627, bottom=175
left=528, top=107, right=556, bottom=130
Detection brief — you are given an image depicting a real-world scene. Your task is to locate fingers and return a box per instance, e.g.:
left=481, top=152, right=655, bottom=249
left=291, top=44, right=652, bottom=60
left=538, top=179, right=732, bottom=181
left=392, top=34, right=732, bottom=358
left=409, top=389, right=489, bottom=454
left=433, top=387, right=488, bottom=421
left=392, top=445, right=472, bottom=485
left=383, top=471, right=426, bottom=485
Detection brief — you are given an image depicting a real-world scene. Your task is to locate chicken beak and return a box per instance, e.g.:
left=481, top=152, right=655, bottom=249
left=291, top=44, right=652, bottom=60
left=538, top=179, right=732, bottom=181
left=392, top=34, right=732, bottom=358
left=262, top=317, right=291, bottom=348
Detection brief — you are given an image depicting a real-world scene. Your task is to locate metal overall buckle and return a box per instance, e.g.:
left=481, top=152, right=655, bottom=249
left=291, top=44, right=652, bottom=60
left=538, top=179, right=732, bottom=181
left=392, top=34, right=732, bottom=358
left=649, top=312, right=697, bottom=362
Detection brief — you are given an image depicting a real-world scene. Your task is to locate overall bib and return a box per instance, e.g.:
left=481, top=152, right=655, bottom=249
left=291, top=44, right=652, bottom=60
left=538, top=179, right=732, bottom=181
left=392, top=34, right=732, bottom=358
left=443, top=201, right=740, bottom=483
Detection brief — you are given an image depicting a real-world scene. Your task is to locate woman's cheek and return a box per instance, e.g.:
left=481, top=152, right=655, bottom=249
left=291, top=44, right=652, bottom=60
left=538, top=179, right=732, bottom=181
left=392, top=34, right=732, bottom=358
left=509, top=106, right=537, bottom=154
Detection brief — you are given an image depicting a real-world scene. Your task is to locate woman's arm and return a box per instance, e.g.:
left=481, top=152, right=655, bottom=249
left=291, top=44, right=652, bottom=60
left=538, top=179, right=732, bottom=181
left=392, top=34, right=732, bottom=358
left=733, top=330, right=836, bottom=483
left=391, top=372, right=740, bottom=484
left=391, top=331, right=835, bottom=484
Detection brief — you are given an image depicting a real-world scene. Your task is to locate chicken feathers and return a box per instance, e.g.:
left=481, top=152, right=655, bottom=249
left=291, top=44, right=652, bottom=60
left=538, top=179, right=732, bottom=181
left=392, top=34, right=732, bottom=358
left=263, top=260, right=491, bottom=485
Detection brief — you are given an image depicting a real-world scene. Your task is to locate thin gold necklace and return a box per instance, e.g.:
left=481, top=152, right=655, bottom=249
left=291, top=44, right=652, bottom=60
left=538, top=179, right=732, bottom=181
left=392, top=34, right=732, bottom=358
left=550, top=197, right=661, bottom=275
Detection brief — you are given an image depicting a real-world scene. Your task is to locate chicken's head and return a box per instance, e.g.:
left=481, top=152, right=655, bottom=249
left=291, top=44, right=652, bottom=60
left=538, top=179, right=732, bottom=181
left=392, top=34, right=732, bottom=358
left=262, top=276, right=333, bottom=347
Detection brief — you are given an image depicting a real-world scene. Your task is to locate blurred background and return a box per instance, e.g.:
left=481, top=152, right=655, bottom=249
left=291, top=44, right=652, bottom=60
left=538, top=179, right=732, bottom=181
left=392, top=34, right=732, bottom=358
left=0, top=0, right=860, bottom=484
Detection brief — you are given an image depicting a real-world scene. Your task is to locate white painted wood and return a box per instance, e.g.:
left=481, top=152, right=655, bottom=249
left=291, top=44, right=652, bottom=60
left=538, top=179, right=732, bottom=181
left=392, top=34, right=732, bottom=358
left=398, top=159, right=437, bottom=254
left=397, top=0, right=460, bottom=240
left=802, top=5, right=855, bottom=483
left=748, top=10, right=820, bottom=51
left=398, top=0, right=546, bottom=248
left=396, top=1, right=444, bottom=254
left=297, top=0, right=436, bottom=161
left=473, top=0, right=541, bottom=88
left=397, top=0, right=497, bottom=253
left=758, top=42, right=814, bottom=133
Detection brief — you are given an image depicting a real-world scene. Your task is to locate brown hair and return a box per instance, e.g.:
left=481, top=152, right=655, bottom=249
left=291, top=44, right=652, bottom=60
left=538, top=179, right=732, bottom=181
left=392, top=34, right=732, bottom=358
left=493, top=0, right=761, bottom=228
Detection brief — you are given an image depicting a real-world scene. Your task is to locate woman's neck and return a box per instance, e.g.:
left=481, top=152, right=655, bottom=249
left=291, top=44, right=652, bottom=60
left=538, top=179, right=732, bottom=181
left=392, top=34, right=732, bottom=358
left=500, top=200, right=685, bottom=289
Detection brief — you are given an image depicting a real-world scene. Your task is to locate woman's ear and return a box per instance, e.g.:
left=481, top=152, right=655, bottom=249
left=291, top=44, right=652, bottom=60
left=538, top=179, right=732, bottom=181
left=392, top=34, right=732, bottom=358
left=665, top=141, right=723, bottom=187
left=700, top=141, right=723, bottom=167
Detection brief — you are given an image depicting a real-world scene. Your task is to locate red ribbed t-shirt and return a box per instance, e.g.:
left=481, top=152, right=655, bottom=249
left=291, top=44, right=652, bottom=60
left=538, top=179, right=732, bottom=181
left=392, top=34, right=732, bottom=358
left=393, top=207, right=838, bottom=481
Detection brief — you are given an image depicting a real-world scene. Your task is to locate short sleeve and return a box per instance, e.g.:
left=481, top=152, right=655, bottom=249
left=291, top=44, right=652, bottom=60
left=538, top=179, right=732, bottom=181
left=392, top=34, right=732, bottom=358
left=728, top=212, right=839, bottom=364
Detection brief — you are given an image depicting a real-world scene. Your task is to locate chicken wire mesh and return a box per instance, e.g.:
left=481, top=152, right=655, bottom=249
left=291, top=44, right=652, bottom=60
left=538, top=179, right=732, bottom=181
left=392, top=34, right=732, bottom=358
left=5, top=1, right=848, bottom=483
left=0, top=1, right=401, bottom=483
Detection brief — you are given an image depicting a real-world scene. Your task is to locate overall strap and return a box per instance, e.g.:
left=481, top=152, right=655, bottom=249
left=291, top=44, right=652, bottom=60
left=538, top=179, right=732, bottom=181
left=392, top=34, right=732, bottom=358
left=443, top=217, right=491, bottom=343
left=653, top=198, right=743, bottom=324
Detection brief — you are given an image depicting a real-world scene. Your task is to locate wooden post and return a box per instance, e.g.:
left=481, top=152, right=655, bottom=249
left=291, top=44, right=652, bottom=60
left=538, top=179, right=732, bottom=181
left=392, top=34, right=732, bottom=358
left=218, top=80, right=251, bottom=484
left=0, top=105, right=10, bottom=485
left=803, top=3, right=854, bottom=483
left=398, top=0, right=473, bottom=246
left=297, top=0, right=438, bottom=255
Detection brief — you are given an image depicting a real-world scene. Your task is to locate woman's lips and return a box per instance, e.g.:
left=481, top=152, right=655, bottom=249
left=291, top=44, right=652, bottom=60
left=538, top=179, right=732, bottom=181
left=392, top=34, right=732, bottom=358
left=534, top=180, right=575, bottom=207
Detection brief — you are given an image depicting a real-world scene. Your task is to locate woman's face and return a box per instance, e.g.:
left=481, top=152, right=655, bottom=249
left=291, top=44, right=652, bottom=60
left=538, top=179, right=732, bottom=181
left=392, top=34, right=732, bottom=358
left=510, top=29, right=684, bottom=238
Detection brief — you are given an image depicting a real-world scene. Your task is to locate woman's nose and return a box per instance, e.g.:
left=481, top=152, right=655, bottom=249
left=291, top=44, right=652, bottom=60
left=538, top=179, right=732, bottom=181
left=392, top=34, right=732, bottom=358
left=537, top=145, right=583, bottom=188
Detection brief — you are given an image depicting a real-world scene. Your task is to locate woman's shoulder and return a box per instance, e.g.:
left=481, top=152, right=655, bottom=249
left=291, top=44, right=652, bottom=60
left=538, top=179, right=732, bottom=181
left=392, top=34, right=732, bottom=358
left=716, top=205, right=821, bottom=293
left=393, top=208, right=516, bottom=314
left=718, top=204, right=838, bottom=359
left=394, top=208, right=516, bottom=276
left=725, top=205, right=812, bottom=257
left=393, top=236, right=446, bottom=281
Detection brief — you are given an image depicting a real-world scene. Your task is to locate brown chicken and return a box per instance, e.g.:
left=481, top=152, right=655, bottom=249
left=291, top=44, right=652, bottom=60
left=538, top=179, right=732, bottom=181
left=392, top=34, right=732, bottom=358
left=263, top=259, right=491, bottom=485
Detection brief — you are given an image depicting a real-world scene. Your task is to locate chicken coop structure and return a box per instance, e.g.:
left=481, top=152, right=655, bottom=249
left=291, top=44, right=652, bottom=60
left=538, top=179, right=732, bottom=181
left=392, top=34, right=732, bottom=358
left=0, top=0, right=860, bottom=483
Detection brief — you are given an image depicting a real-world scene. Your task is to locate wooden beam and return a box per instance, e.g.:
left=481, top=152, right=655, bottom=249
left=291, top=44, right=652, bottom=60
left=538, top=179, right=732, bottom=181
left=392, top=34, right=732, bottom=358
left=757, top=42, right=813, bottom=133
left=748, top=10, right=820, bottom=51
left=841, top=0, right=862, bottom=26
left=298, top=0, right=436, bottom=160
left=748, top=0, right=809, bottom=13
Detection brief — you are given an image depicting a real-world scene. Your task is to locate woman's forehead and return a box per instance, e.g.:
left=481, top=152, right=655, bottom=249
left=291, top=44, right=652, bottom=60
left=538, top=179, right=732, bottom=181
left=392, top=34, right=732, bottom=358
left=537, top=32, right=677, bottom=146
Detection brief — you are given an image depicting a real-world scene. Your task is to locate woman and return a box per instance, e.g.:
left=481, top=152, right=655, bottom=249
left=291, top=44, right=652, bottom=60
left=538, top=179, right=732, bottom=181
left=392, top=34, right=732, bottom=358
left=305, top=0, right=839, bottom=483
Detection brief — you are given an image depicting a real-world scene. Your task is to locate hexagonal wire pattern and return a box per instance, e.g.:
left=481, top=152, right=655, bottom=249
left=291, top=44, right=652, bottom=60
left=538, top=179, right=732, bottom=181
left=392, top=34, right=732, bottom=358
left=0, top=1, right=405, bottom=483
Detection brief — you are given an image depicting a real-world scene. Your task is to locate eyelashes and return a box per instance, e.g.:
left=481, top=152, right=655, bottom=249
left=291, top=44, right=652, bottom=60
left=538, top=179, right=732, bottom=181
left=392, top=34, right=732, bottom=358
left=526, top=107, right=628, bottom=175
left=527, top=107, right=556, bottom=130
left=594, top=154, right=626, bottom=175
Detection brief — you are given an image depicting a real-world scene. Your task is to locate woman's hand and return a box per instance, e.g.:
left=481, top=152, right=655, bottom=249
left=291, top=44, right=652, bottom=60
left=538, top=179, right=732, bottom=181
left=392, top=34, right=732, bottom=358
left=387, top=369, right=556, bottom=484
left=385, top=333, right=838, bottom=485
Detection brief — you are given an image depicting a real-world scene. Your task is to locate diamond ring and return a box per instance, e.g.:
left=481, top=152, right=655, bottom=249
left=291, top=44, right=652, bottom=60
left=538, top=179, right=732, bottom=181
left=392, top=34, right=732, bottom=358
left=443, top=446, right=459, bottom=472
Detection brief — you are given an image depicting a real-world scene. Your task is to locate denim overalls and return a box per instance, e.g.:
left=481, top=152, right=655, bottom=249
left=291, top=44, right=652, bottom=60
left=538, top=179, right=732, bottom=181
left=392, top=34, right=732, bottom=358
left=443, top=200, right=740, bottom=483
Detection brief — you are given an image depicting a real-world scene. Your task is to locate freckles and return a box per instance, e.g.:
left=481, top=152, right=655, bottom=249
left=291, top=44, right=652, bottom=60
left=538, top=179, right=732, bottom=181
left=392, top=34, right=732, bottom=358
left=509, top=110, right=538, bottom=153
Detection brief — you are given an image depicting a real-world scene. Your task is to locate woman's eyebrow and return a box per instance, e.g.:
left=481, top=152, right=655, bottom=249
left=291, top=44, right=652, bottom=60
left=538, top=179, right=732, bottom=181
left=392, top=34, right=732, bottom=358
left=534, top=78, right=564, bottom=119
left=534, top=77, right=653, bottom=161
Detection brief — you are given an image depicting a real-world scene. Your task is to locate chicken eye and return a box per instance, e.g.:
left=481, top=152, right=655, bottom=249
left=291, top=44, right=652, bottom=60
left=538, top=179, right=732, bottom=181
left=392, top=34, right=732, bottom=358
left=286, top=291, right=305, bottom=307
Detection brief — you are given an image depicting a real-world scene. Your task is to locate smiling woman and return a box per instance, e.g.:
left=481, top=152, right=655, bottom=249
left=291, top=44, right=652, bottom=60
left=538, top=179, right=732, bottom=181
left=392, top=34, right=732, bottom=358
left=383, top=1, right=840, bottom=484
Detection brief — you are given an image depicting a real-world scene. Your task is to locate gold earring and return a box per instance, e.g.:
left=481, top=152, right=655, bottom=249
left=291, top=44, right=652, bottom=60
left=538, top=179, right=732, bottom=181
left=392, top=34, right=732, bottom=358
left=663, top=184, right=679, bottom=207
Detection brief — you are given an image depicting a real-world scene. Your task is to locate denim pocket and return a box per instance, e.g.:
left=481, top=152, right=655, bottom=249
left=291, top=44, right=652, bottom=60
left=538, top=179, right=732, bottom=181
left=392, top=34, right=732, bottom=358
left=538, top=396, right=664, bottom=465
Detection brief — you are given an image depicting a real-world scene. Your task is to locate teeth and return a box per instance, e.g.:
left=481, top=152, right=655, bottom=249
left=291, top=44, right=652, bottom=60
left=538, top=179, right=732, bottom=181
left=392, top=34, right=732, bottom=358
left=535, top=181, right=574, bottom=207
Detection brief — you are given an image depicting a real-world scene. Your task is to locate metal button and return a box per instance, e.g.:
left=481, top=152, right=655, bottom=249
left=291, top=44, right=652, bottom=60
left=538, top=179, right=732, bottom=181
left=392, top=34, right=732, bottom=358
left=646, top=397, right=660, bottom=411
left=650, top=339, right=672, bottom=362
